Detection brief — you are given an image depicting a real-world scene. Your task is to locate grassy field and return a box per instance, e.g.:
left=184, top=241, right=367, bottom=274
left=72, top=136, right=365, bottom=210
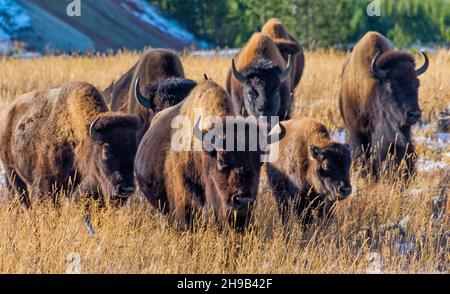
left=0, top=50, right=448, bottom=273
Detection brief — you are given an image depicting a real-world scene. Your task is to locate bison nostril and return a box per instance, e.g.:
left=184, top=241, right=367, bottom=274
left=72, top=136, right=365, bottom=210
left=339, top=186, right=352, bottom=197
left=407, top=110, right=422, bottom=120
left=118, top=185, right=136, bottom=197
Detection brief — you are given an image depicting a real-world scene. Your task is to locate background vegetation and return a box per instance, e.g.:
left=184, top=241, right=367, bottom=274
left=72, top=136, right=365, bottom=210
left=148, top=0, right=450, bottom=48
left=0, top=50, right=448, bottom=273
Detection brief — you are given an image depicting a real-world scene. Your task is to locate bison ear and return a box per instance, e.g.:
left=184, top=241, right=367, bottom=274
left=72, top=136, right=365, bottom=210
left=274, top=39, right=301, bottom=56
left=309, top=145, right=325, bottom=162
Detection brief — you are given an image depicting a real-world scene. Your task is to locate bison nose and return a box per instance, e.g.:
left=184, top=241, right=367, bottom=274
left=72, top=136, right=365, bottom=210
left=231, top=195, right=254, bottom=210
left=117, top=185, right=136, bottom=198
left=406, top=110, right=422, bottom=124
left=338, top=185, right=352, bottom=198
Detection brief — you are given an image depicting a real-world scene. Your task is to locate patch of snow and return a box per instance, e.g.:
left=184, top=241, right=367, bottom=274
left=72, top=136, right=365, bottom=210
left=414, top=132, right=450, bottom=150
left=416, top=158, right=449, bottom=172
left=192, top=49, right=240, bottom=57
left=332, top=128, right=346, bottom=144
left=0, top=0, right=31, bottom=55
left=121, top=0, right=208, bottom=48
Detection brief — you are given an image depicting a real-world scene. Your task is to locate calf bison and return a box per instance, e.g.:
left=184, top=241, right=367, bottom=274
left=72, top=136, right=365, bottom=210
left=265, top=118, right=352, bottom=224
left=135, top=80, right=285, bottom=229
left=105, top=49, right=195, bottom=134
left=0, top=82, right=144, bottom=207
left=226, top=32, right=296, bottom=120
left=261, top=18, right=305, bottom=90
left=339, top=32, right=429, bottom=178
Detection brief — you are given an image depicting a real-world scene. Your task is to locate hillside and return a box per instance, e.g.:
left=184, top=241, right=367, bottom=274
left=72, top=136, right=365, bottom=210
left=0, top=0, right=205, bottom=54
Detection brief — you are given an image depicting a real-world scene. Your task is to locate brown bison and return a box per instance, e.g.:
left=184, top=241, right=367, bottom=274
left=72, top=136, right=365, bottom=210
left=104, top=49, right=195, bottom=133
left=0, top=82, right=145, bottom=207
left=135, top=80, right=285, bottom=229
left=226, top=32, right=297, bottom=120
left=261, top=18, right=305, bottom=90
left=339, top=32, right=429, bottom=177
left=265, top=118, right=352, bottom=224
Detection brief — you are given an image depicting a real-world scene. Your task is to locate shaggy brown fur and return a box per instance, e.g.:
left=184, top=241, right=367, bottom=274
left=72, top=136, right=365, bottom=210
left=226, top=32, right=296, bottom=120
left=261, top=18, right=304, bottom=89
left=104, top=49, right=185, bottom=129
left=339, top=31, right=427, bottom=177
left=265, top=118, right=351, bottom=224
left=135, top=81, right=270, bottom=229
left=0, top=82, right=144, bottom=207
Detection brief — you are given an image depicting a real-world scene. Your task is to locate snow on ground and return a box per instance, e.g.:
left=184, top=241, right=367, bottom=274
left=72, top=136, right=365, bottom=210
left=191, top=49, right=239, bottom=57
left=122, top=0, right=208, bottom=48
left=0, top=0, right=31, bottom=55
left=416, top=158, right=449, bottom=172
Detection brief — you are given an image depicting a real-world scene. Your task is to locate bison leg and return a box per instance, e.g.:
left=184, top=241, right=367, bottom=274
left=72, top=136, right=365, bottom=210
left=4, top=167, right=31, bottom=208
left=347, top=130, right=371, bottom=176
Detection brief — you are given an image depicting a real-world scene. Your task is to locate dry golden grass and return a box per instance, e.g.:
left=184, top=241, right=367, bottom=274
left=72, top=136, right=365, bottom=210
left=0, top=50, right=448, bottom=273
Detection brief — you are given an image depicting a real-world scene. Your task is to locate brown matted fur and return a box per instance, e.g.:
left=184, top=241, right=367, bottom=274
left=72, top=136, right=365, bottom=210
left=0, top=82, right=144, bottom=207
left=265, top=118, right=351, bottom=224
left=339, top=31, right=427, bottom=177
left=261, top=18, right=305, bottom=89
left=135, top=80, right=267, bottom=229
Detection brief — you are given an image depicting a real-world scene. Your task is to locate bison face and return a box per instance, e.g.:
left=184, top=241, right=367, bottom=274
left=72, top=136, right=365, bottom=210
left=204, top=149, right=262, bottom=228
left=232, top=57, right=292, bottom=118
left=309, top=144, right=352, bottom=201
left=134, top=77, right=196, bottom=112
left=372, top=51, right=429, bottom=128
left=89, top=114, right=145, bottom=201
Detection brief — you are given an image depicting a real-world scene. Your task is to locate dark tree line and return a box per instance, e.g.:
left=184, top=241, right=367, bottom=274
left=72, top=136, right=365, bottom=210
left=148, top=0, right=450, bottom=48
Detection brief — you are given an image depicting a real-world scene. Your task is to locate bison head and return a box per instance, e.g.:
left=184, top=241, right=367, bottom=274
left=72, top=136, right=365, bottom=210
left=232, top=56, right=292, bottom=118
left=194, top=116, right=286, bottom=229
left=371, top=51, right=429, bottom=128
left=134, top=77, right=197, bottom=112
left=309, top=143, right=352, bottom=202
left=89, top=114, right=145, bottom=201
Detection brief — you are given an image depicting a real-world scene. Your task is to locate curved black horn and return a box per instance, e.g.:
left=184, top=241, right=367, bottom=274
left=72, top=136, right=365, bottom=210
left=416, top=51, right=429, bottom=76
left=204, top=73, right=209, bottom=80
left=267, top=123, right=286, bottom=144
left=89, top=116, right=102, bottom=141
left=232, top=59, right=247, bottom=84
left=134, top=78, right=153, bottom=109
left=193, top=116, right=208, bottom=142
left=371, top=51, right=388, bottom=80
left=279, top=54, right=292, bottom=82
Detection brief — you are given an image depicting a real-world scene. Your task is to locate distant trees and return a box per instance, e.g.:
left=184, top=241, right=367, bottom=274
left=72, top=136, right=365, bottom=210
left=148, top=0, right=450, bottom=49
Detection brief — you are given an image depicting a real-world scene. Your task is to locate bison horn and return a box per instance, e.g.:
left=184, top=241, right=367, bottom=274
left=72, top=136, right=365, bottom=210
left=134, top=78, right=153, bottom=109
left=89, top=115, right=103, bottom=141
left=267, top=122, right=286, bottom=144
left=232, top=59, right=247, bottom=84
left=204, top=73, right=209, bottom=80
left=278, top=54, right=292, bottom=82
left=371, top=51, right=388, bottom=80
left=193, top=116, right=209, bottom=142
left=416, top=51, right=429, bottom=76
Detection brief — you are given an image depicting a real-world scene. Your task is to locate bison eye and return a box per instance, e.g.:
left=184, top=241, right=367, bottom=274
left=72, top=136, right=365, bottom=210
left=322, top=163, right=332, bottom=172
left=217, top=160, right=228, bottom=171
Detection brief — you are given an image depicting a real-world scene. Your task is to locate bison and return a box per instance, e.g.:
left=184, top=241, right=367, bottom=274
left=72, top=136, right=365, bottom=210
left=261, top=18, right=305, bottom=90
left=265, top=118, right=352, bottom=224
left=104, top=49, right=195, bottom=135
left=0, top=82, right=145, bottom=207
left=339, top=32, right=429, bottom=178
left=226, top=32, right=296, bottom=120
left=135, top=80, right=285, bottom=229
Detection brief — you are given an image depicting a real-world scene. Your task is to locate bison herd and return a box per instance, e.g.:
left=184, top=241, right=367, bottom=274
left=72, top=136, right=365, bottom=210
left=0, top=19, right=429, bottom=230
